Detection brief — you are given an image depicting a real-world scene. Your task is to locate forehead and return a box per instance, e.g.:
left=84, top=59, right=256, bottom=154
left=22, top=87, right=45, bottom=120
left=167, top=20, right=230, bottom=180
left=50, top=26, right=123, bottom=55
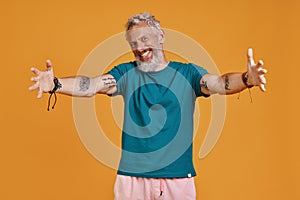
left=126, top=22, right=158, bottom=40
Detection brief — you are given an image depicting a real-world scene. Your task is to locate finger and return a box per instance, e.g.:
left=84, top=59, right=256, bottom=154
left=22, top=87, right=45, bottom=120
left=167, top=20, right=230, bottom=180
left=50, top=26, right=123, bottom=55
left=30, top=76, right=38, bottom=82
left=247, top=48, right=255, bottom=68
left=258, top=68, right=268, bottom=75
left=256, top=60, right=264, bottom=69
left=259, top=83, right=266, bottom=92
left=37, top=88, right=43, bottom=98
left=31, top=67, right=41, bottom=75
left=259, top=75, right=267, bottom=84
left=29, top=82, right=39, bottom=91
left=46, top=59, right=53, bottom=72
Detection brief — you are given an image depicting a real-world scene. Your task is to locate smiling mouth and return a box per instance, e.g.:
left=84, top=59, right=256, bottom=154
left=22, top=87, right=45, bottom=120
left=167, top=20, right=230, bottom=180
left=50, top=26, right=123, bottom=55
left=137, top=48, right=153, bottom=62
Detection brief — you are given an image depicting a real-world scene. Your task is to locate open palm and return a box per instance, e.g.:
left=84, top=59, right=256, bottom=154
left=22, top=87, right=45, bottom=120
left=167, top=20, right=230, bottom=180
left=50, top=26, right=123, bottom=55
left=29, top=60, right=55, bottom=98
left=247, top=48, right=268, bottom=91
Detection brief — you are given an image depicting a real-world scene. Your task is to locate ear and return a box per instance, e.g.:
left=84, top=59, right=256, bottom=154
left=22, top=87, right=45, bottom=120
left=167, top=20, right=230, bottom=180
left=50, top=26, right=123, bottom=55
left=158, top=29, right=165, bottom=44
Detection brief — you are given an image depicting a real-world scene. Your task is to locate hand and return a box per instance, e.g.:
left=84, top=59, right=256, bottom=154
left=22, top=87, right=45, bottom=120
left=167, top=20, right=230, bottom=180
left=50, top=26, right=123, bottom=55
left=29, top=59, right=55, bottom=98
left=247, top=48, right=268, bottom=91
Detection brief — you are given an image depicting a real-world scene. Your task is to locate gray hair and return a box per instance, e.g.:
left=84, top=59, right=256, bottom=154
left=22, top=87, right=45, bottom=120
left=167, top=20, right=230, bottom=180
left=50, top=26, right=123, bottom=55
left=126, top=12, right=162, bottom=32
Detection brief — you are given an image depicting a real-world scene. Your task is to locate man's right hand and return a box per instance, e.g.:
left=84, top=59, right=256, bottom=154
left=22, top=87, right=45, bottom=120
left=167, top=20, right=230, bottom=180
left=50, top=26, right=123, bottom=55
left=29, top=59, right=55, bottom=98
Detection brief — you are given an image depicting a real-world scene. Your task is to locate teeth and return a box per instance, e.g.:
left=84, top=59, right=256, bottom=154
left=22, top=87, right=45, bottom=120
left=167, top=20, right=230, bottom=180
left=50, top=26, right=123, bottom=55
left=141, top=50, right=150, bottom=57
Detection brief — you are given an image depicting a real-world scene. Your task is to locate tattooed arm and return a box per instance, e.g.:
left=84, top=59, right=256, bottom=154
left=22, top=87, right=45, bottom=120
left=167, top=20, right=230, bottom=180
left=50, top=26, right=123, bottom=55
left=200, top=48, right=267, bottom=95
left=29, top=60, right=116, bottom=98
left=200, top=73, right=248, bottom=95
left=56, top=74, right=117, bottom=97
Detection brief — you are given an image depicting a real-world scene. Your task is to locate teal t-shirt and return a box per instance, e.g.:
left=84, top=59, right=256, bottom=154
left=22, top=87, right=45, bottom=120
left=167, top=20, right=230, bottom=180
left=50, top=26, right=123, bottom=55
left=108, top=61, right=209, bottom=178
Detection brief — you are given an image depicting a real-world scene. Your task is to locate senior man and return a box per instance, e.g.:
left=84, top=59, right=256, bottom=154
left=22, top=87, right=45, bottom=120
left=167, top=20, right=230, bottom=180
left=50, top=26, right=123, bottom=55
left=29, top=12, right=267, bottom=200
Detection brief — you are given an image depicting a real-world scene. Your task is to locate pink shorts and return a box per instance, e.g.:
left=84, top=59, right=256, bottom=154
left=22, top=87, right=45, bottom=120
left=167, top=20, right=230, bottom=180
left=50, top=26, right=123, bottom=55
left=114, top=175, right=196, bottom=200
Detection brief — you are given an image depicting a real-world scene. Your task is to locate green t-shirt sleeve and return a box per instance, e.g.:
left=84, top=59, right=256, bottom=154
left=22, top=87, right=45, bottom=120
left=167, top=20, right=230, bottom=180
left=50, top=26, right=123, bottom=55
left=189, top=63, right=210, bottom=97
left=106, top=62, right=134, bottom=96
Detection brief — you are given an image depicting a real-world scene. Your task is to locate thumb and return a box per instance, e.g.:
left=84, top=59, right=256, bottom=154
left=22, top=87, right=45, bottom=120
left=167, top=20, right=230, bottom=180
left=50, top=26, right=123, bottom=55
left=247, top=48, right=255, bottom=71
left=46, top=59, right=53, bottom=73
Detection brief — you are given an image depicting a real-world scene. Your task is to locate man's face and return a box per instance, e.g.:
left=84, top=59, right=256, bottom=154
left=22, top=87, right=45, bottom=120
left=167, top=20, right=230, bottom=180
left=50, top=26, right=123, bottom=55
left=126, top=22, right=165, bottom=72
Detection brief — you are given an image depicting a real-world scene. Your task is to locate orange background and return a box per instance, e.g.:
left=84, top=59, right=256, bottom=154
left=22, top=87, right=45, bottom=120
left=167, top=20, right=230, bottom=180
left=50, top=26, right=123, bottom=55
left=1, top=0, right=299, bottom=199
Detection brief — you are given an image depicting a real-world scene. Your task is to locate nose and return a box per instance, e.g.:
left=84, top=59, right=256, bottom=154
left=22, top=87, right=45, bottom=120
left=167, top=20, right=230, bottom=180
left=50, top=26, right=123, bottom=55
left=136, top=40, right=145, bottom=52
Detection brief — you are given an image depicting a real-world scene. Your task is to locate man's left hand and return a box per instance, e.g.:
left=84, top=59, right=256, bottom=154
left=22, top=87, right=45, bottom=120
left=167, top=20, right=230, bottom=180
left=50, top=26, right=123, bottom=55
left=247, top=48, right=268, bottom=91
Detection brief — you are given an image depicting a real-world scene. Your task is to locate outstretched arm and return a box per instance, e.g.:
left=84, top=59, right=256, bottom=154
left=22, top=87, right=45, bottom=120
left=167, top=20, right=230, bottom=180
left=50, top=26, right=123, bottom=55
left=200, top=48, right=267, bottom=95
left=29, top=60, right=117, bottom=98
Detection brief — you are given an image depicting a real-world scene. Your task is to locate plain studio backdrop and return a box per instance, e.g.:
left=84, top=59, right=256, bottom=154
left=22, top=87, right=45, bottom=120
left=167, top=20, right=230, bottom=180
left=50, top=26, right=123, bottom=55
left=0, top=0, right=299, bottom=199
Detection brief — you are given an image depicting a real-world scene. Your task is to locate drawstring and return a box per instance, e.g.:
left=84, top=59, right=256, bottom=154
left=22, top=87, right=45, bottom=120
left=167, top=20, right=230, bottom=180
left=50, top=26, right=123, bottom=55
left=159, top=179, right=164, bottom=196
left=47, top=77, right=62, bottom=111
left=237, top=88, right=253, bottom=103
left=47, top=92, right=57, bottom=111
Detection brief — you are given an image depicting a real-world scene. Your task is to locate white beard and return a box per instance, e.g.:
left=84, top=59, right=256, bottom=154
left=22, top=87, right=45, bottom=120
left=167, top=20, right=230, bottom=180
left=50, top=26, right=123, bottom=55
left=136, top=49, right=164, bottom=72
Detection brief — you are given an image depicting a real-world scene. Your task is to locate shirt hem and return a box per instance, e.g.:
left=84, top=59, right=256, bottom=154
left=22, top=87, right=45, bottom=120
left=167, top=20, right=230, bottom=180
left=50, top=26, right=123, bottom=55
left=117, top=171, right=197, bottom=179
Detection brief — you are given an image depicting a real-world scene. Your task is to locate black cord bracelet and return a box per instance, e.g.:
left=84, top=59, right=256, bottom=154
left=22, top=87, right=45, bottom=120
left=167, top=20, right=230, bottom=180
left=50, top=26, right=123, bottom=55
left=242, top=72, right=254, bottom=88
left=47, top=77, right=62, bottom=111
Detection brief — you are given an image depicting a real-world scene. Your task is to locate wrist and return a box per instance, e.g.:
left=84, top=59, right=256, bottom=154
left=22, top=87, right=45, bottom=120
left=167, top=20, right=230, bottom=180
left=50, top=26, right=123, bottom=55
left=47, top=77, right=62, bottom=111
left=49, top=77, right=62, bottom=94
left=242, top=72, right=254, bottom=88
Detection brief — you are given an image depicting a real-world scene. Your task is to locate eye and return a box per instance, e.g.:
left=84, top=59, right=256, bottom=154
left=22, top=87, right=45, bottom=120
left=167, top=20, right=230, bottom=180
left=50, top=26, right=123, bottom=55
left=141, top=36, right=149, bottom=42
left=130, top=42, right=137, bottom=48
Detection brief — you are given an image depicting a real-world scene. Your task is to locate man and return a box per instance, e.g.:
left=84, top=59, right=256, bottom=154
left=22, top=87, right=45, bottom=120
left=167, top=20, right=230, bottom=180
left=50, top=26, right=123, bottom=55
left=29, top=12, right=267, bottom=200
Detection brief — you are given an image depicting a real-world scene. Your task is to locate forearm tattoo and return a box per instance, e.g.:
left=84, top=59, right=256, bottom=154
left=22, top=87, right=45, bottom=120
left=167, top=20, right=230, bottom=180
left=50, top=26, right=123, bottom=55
left=102, top=77, right=116, bottom=87
left=79, top=76, right=90, bottom=91
left=200, top=80, right=209, bottom=91
left=224, top=75, right=230, bottom=90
